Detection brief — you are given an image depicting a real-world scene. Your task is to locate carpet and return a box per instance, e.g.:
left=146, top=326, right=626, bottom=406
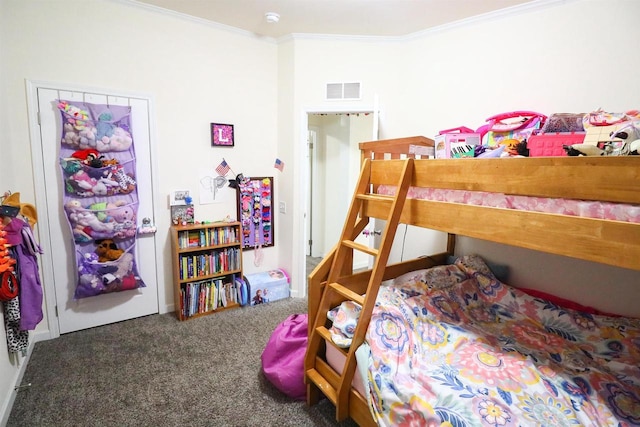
left=7, top=297, right=358, bottom=427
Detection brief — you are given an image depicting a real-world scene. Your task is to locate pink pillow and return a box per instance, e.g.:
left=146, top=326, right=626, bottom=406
left=518, top=288, right=619, bottom=317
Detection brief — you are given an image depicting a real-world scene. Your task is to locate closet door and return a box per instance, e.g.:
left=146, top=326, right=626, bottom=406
left=33, top=86, right=159, bottom=334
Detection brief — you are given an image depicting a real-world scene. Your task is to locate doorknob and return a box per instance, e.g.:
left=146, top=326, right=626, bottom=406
left=138, top=217, right=157, bottom=234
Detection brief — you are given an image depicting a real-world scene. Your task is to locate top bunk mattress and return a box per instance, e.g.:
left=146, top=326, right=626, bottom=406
left=377, top=185, right=640, bottom=223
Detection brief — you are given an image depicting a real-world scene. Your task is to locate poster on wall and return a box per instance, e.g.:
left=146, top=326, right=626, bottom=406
left=198, top=168, right=234, bottom=204
left=236, top=176, right=273, bottom=250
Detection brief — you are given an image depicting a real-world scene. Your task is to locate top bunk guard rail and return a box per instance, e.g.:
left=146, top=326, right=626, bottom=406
left=370, top=157, right=640, bottom=204
left=364, top=157, right=640, bottom=271
left=360, top=135, right=434, bottom=161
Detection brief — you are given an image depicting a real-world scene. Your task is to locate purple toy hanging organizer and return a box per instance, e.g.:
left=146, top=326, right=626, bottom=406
left=57, top=100, right=145, bottom=299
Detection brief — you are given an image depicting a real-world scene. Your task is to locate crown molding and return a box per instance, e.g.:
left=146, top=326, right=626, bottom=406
left=114, top=0, right=575, bottom=45
left=114, top=0, right=279, bottom=44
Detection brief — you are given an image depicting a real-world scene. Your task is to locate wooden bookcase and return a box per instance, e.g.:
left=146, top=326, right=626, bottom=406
left=170, top=221, right=243, bottom=321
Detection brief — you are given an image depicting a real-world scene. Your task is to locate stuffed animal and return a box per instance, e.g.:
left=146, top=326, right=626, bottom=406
left=65, top=200, right=93, bottom=242
left=563, top=144, right=605, bottom=156
left=111, top=204, right=136, bottom=238
left=94, top=239, right=124, bottom=262
left=113, top=252, right=133, bottom=280
left=79, top=273, right=105, bottom=293
left=78, top=252, right=99, bottom=275
left=610, top=122, right=640, bottom=155
left=62, top=122, right=81, bottom=147
left=71, top=149, right=104, bottom=167
left=96, top=111, right=115, bottom=140
left=76, top=210, right=115, bottom=236
left=78, top=125, right=97, bottom=149
left=58, top=101, right=89, bottom=130
left=96, top=126, right=133, bottom=152
left=108, top=165, right=136, bottom=193
left=67, top=207, right=114, bottom=242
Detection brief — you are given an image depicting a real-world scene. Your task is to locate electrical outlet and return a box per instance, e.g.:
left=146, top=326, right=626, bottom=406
left=279, top=201, right=286, bottom=214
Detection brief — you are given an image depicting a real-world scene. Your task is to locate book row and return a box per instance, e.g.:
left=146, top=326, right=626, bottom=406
left=178, top=248, right=240, bottom=280
left=177, top=226, right=238, bottom=249
left=179, top=276, right=240, bottom=318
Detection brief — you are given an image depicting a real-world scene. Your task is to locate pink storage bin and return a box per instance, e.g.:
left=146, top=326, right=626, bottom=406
left=528, top=132, right=585, bottom=157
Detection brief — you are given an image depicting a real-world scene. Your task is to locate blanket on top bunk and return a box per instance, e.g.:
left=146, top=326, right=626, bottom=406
left=329, top=255, right=640, bottom=426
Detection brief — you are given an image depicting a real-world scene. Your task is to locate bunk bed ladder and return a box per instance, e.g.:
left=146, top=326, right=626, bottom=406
left=305, top=157, right=414, bottom=422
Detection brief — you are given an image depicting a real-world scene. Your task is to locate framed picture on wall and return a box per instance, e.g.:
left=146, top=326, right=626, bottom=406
left=236, top=176, right=274, bottom=250
left=211, top=123, right=234, bottom=147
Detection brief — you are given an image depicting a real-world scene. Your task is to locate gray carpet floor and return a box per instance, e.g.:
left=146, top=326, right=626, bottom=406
left=7, top=297, right=358, bottom=427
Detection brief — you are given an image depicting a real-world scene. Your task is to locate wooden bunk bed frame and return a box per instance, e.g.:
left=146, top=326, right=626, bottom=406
left=305, top=136, right=640, bottom=426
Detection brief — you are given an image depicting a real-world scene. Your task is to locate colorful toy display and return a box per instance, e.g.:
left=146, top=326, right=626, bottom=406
left=236, top=176, right=273, bottom=250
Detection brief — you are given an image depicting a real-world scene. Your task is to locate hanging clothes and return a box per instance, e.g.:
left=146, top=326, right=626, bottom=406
left=4, top=216, right=44, bottom=330
left=1, top=192, right=44, bottom=332
left=0, top=219, right=28, bottom=355
left=2, top=297, right=28, bottom=354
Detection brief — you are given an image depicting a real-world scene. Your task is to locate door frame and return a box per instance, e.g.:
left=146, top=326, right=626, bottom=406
left=297, top=102, right=378, bottom=298
left=306, top=127, right=319, bottom=257
left=25, top=79, right=164, bottom=340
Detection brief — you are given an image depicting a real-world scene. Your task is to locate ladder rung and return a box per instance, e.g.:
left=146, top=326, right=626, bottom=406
left=356, top=193, right=394, bottom=204
left=315, top=326, right=348, bottom=355
left=306, top=368, right=337, bottom=404
left=328, top=282, right=365, bottom=306
left=315, top=325, right=334, bottom=341
left=341, top=239, right=378, bottom=256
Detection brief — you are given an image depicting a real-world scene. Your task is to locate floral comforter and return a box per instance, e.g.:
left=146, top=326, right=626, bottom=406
left=332, top=255, right=640, bottom=426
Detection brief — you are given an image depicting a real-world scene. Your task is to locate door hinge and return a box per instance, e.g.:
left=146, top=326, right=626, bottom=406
left=37, top=111, right=41, bottom=125
left=308, top=142, right=314, bottom=149
left=54, top=305, right=58, bottom=317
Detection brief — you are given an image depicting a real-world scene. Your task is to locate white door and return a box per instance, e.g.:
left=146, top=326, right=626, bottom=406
left=31, top=84, right=159, bottom=334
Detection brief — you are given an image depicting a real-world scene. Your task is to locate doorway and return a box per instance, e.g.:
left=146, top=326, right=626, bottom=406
left=305, top=111, right=376, bottom=275
left=27, top=81, right=162, bottom=337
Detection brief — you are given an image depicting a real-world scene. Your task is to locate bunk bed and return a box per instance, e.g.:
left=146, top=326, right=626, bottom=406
left=305, top=136, right=640, bottom=427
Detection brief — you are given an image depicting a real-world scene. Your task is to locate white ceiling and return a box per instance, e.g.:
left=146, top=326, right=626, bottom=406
left=132, top=0, right=537, bottom=39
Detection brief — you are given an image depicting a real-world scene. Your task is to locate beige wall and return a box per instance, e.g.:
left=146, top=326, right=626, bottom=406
left=285, top=0, right=640, bottom=319
left=2, top=0, right=640, bottom=421
left=0, top=0, right=279, bottom=418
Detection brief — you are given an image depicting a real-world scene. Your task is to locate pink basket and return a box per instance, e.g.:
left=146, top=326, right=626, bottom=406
left=528, top=132, right=585, bottom=157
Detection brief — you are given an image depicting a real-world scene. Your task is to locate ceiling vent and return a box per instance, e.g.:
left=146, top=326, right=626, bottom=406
left=326, top=82, right=361, bottom=100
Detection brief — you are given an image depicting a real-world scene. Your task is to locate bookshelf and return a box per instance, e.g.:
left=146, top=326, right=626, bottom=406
left=170, top=221, right=243, bottom=320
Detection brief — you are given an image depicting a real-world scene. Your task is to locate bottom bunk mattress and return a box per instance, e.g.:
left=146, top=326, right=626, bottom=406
left=328, top=255, right=640, bottom=426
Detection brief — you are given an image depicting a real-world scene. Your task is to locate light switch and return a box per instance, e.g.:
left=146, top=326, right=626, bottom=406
left=279, top=201, right=286, bottom=214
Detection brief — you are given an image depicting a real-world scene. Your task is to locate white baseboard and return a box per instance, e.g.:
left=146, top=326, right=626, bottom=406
left=0, top=334, right=41, bottom=427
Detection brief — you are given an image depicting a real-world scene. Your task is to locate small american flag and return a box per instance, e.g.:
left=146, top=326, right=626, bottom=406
left=216, top=159, right=230, bottom=176
left=274, top=158, right=284, bottom=172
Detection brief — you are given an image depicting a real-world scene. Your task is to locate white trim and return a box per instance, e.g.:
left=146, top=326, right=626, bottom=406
left=403, top=0, right=576, bottom=41
left=25, top=80, right=59, bottom=340
left=114, top=0, right=278, bottom=44
left=113, top=0, right=572, bottom=45
left=0, top=336, right=39, bottom=427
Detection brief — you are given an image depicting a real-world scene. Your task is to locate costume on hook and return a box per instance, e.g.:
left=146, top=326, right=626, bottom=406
left=1, top=192, right=44, bottom=354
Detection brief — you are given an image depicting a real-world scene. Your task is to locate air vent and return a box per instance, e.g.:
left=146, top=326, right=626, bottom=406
left=325, top=82, right=361, bottom=100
